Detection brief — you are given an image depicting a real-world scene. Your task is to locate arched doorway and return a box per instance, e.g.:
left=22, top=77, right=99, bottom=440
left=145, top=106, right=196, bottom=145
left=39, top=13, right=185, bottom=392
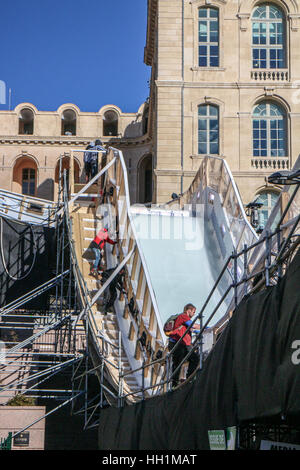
left=12, top=156, right=38, bottom=196
left=138, top=154, right=153, bottom=204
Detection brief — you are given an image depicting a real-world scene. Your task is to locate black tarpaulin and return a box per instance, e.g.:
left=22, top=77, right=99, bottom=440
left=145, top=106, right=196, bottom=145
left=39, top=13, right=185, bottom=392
left=0, top=216, right=54, bottom=309
left=98, top=250, right=300, bottom=450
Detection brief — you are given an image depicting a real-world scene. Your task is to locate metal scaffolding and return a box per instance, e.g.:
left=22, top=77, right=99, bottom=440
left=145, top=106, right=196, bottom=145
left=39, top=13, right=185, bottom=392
left=0, top=156, right=98, bottom=440
left=63, top=147, right=300, bottom=409
left=0, top=148, right=299, bottom=445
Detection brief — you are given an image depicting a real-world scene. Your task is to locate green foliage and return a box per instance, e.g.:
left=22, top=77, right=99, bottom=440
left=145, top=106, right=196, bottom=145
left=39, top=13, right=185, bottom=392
left=6, top=394, right=36, bottom=406
left=0, top=432, right=12, bottom=450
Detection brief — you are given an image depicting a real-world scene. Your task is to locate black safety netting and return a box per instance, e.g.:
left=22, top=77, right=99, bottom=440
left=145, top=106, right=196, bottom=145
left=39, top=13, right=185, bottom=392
left=98, top=249, right=300, bottom=450
left=0, top=216, right=55, bottom=309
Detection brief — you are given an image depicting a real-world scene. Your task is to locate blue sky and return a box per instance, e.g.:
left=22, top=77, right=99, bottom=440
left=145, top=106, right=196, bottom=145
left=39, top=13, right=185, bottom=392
left=0, top=0, right=150, bottom=113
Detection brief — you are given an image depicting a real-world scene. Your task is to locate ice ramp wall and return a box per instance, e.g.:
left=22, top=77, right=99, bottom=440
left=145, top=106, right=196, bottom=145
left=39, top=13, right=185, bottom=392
left=131, top=207, right=232, bottom=327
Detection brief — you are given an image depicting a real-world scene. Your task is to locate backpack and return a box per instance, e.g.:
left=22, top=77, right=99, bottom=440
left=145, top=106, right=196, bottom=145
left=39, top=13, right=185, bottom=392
left=163, top=314, right=180, bottom=336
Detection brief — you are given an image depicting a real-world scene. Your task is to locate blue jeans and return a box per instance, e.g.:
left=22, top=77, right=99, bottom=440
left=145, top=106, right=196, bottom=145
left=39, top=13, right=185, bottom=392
left=92, top=247, right=101, bottom=270
left=91, top=162, right=98, bottom=179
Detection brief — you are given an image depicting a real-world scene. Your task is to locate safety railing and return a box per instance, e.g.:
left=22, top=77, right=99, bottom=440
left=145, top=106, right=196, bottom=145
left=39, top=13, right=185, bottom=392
left=168, top=156, right=258, bottom=251
left=66, top=147, right=167, bottom=399
left=104, top=146, right=166, bottom=394
left=64, top=147, right=299, bottom=402
left=113, top=218, right=300, bottom=399
left=62, top=165, right=128, bottom=403
left=0, top=189, right=57, bottom=226
left=104, top=155, right=299, bottom=399
left=0, top=271, right=69, bottom=318
left=247, top=156, right=300, bottom=281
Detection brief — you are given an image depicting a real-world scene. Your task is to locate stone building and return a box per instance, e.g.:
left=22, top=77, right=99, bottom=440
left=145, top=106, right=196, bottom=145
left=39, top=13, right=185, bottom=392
left=144, top=0, right=300, bottom=227
left=0, top=102, right=152, bottom=204
left=1, top=0, right=300, bottom=229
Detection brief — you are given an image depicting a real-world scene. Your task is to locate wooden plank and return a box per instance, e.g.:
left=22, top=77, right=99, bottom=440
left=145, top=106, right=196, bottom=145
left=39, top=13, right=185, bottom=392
left=128, top=322, right=135, bottom=341
left=136, top=267, right=144, bottom=299
left=142, top=289, right=150, bottom=318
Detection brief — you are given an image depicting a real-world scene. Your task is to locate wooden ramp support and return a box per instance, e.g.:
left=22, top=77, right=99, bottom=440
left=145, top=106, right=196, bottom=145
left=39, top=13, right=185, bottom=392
left=67, top=148, right=166, bottom=404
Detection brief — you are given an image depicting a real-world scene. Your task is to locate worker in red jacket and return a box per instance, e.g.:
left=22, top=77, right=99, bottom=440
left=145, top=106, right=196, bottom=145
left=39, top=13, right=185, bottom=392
left=168, top=303, right=200, bottom=387
left=89, top=228, right=117, bottom=275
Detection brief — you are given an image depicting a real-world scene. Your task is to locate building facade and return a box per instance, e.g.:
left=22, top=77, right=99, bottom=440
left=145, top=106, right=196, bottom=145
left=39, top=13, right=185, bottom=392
left=144, top=0, right=300, bottom=226
left=0, top=102, right=152, bottom=204
left=2, top=0, right=300, bottom=228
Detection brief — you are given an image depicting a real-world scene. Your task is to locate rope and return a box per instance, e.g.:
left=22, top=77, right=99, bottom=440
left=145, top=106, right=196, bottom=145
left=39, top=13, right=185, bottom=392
left=0, top=216, right=38, bottom=281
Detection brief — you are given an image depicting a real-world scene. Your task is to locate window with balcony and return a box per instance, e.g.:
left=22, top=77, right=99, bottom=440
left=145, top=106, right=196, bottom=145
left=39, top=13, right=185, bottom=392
left=252, top=4, right=286, bottom=71
left=253, top=102, right=286, bottom=157
left=198, top=104, right=219, bottom=155
left=198, top=7, right=219, bottom=67
left=252, top=102, right=288, bottom=169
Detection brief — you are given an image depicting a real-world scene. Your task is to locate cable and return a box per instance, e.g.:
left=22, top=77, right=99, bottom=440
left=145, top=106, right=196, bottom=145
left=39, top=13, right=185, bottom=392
left=0, top=216, right=38, bottom=281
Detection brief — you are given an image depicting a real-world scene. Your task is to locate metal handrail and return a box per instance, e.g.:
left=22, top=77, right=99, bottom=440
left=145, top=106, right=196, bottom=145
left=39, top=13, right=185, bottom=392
left=61, top=163, right=126, bottom=399
left=62, top=147, right=299, bottom=401
left=0, top=270, right=69, bottom=317
left=63, top=192, right=120, bottom=353
left=61, top=147, right=170, bottom=401
left=109, top=146, right=164, bottom=336
left=115, top=221, right=300, bottom=396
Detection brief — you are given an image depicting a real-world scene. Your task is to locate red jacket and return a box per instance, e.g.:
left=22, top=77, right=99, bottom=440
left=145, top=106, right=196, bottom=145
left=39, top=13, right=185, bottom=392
left=169, top=313, right=192, bottom=346
left=92, top=229, right=116, bottom=250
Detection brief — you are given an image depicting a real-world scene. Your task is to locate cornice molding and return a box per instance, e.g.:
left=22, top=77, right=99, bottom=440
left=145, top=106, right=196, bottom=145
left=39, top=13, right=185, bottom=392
left=0, top=134, right=152, bottom=148
left=189, top=0, right=227, bottom=5
left=155, top=80, right=294, bottom=89
left=0, top=137, right=91, bottom=146
left=144, top=0, right=158, bottom=66
left=154, top=169, right=197, bottom=177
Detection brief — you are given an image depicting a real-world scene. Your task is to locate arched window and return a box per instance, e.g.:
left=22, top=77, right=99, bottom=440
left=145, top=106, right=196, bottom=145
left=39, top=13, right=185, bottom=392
left=252, top=4, right=286, bottom=69
left=252, top=102, right=286, bottom=157
left=198, top=7, right=219, bottom=67
left=22, top=168, right=36, bottom=196
left=61, top=109, right=76, bottom=135
left=198, top=104, right=219, bottom=154
left=19, top=108, right=34, bottom=135
left=103, top=110, right=118, bottom=136
left=254, top=190, right=280, bottom=228
left=12, top=156, right=37, bottom=196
